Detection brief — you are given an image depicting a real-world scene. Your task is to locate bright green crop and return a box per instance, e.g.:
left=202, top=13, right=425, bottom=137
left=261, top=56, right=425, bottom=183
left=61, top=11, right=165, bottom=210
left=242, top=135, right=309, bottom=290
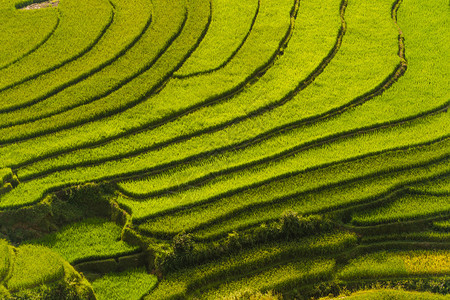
left=191, top=159, right=448, bottom=239
left=174, top=0, right=260, bottom=77
left=411, top=175, right=450, bottom=194
left=92, top=267, right=158, bottom=300
left=116, top=0, right=449, bottom=198
left=147, top=232, right=352, bottom=299
left=0, top=0, right=58, bottom=70
left=0, top=0, right=292, bottom=145
left=6, top=245, right=65, bottom=291
left=27, top=218, right=139, bottom=263
left=338, top=250, right=450, bottom=280
left=1, top=0, right=339, bottom=176
left=116, top=115, right=449, bottom=221
left=328, top=289, right=450, bottom=300
left=0, top=239, right=11, bottom=282
left=200, top=259, right=334, bottom=299
left=351, top=193, right=450, bottom=225
left=0, top=0, right=153, bottom=125
left=0, top=0, right=112, bottom=91
left=0, top=0, right=294, bottom=167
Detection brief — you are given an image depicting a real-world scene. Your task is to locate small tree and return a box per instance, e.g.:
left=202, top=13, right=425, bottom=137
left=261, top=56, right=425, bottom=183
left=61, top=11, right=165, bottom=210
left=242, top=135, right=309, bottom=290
left=279, top=210, right=304, bottom=239
left=224, top=288, right=283, bottom=300
left=172, top=231, right=194, bottom=254
left=225, top=231, right=242, bottom=251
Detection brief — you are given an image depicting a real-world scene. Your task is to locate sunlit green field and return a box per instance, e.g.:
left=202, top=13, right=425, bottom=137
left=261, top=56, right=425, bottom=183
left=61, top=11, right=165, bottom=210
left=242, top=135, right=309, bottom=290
left=0, top=0, right=448, bottom=298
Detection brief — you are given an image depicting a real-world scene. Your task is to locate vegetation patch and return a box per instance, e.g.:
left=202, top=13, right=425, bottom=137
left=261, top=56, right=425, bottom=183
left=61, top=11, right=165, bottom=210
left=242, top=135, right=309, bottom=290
left=322, top=288, right=450, bottom=300
left=0, top=0, right=448, bottom=297
left=91, top=267, right=157, bottom=300
left=26, top=217, right=139, bottom=264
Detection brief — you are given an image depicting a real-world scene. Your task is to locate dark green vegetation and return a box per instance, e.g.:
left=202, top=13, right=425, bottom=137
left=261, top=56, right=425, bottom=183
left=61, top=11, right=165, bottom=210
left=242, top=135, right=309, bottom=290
left=0, top=239, right=95, bottom=299
left=323, top=289, right=450, bottom=300
left=0, top=0, right=448, bottom=298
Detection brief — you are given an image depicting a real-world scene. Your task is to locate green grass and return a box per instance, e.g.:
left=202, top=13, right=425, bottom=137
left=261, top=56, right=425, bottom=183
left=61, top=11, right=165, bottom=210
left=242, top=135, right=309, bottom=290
left=199, top=259, right=335, bottom=299
left=323, top=289, right=450, bottom=300
left=191, top=159, right=448, bottom=240
left=0, top=0, right=191, bottom=143
left=92, top=267, right=157, bottom=300
left=351, top=192, right=450, bottom=225
left=117, top=118, right=448, bottom=222
left=147, top=231, right=353, bottom=299
left=0, top=0, right=112, bottom=91
left=0, top=0, right=297, bottom=209
left=410, top=175, right=449, bottom=194
left=0, top=0, right=58, bottom=70
left=361, top=231, right=450, bottom=244
left=2, top=110, right=446, bottom=211
left=0, top=169, right=12, bottom=185
left=337, top=250, right=450, bottom=281
left=0, top=239, right=11, bottom=282
left=0, top=0, right=448, bottom=297
left=174, top=0, right=260, bottom=76
left=113, top=0, right=448, bottom=197
left=0, top=0, right=153, bottom=125
left=101, top=0, right=404, bottom=198
left=0, top=0, right=337, bottom=177
left=0, top=285, right=9, bottom=298
left=6, top=244, right=65, bottom=291
left=26, top=218, right=139, bottom=263
left=0, top=239, right=95, bottom=297
left=434, top=221, right=450, bottom=231
left=0, top=0, right=293, bottom=146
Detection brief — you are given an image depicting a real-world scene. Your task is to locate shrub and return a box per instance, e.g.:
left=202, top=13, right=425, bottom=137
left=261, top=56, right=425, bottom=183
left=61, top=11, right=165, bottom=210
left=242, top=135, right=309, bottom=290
left=225, top=231, right=243, bottom=252
left=280, top=210, right=302, bottom=239
left=172, top=231, right=194, bottom=255
left=224, top=288, right=283, bottom=300
left=279, top=211, right=331, bottom=239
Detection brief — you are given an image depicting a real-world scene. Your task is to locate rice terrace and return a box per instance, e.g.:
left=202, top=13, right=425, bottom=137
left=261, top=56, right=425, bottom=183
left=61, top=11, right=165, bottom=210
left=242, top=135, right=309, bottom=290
left=0, top=0, right=448, bottom=298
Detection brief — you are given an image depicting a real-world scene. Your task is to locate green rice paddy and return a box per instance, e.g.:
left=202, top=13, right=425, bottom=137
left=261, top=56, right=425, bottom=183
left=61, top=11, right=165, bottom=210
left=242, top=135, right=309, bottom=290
left=0, top=0, right=448, bottom=298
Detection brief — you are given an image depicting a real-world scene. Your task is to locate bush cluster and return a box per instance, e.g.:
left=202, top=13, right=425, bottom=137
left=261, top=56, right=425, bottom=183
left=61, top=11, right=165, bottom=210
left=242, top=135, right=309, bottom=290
left=302, top=277, right=450, bottom=299
left=156, top=210, right=333, bottom=273
left=224, top=288, right=283, bottom=300
left=6, top=279, right=93, bottom=300
left=279, top=210, right=332, bottom=239
left=172, top=231, right=195, bottom=254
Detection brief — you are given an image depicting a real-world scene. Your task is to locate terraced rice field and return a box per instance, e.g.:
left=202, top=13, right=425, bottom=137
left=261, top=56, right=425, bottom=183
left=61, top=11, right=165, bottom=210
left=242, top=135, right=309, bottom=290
left=0, top=0, right=448, bottom=298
